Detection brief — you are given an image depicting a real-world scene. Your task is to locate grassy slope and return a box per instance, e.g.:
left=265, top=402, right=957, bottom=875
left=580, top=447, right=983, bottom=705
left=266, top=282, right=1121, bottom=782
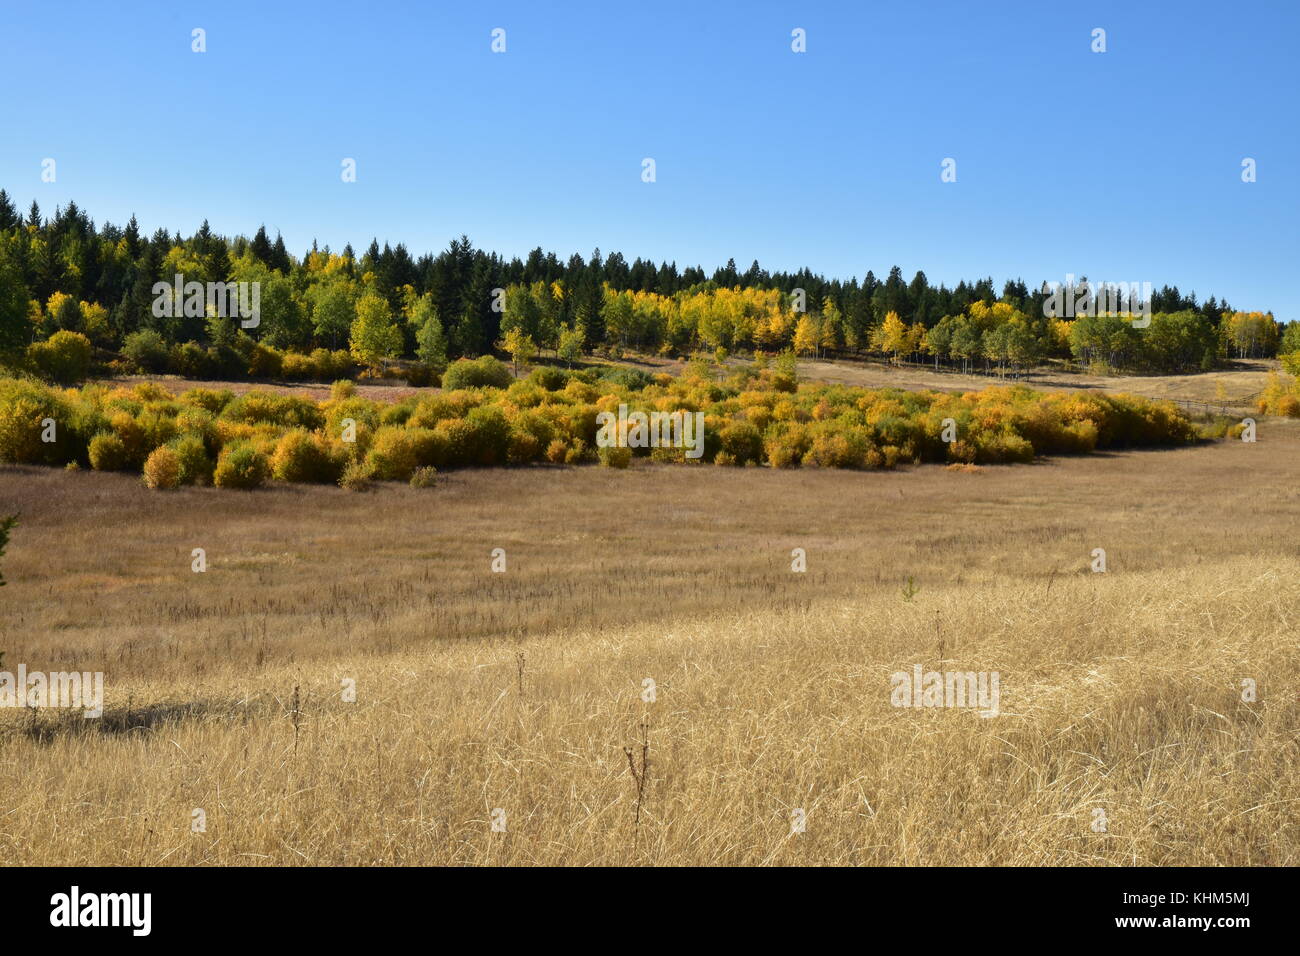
left=0, top=422, right=1296, bottom=864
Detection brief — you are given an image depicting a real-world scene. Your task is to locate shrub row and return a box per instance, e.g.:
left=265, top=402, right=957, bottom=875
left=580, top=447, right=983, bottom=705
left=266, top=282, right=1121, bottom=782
left=116, top=330, right=362, bottom=384
left=0, top=361, right=1196, bottom=490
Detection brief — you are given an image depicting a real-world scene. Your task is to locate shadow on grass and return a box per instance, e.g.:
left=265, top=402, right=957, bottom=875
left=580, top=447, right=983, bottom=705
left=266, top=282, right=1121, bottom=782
left=1, top=696, right=276, bottom=744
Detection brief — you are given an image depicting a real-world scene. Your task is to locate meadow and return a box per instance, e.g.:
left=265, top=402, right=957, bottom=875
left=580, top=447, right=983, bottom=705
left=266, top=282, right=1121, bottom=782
left=0, top=412, right=1295, bottom=865
left=3, top=0, right=1296, bottom=879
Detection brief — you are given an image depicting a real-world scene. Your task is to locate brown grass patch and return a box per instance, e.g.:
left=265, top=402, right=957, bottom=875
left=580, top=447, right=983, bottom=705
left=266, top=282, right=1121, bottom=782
left=0, top=430, right=1296, bottom=864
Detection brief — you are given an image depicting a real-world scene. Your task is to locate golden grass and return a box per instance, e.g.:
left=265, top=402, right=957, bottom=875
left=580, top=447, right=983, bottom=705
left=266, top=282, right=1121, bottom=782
left=0, top=423, right=1297, bottom=865
left=104, top=355, right=1284, bottom=412
left=785, top=356, right=1282, bottom=410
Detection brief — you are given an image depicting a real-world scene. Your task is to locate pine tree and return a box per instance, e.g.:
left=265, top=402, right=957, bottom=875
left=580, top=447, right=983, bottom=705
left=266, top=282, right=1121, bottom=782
left=0, top=190, right=17, bottom=231
left=250, top=226, right=274, bottom=266
left=0, top=257, right=30, bottom=351
left=271, top=233, right=292, bottom=274
left=124, top=215, right=141, bottom=259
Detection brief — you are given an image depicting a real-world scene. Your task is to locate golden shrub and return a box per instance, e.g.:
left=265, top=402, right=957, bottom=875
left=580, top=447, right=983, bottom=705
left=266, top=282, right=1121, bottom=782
left=142, top=446, right=182, bottom=490
left=87, top=432, right=129, bottom=471
left=0, top=370, right=1201, bottom=486
left=365, top=427, right=419, bottom=481
left=213, top=443, right=269, bottom=489
left=598, top=444, right=632, bottom=468
left=271, top=429, right=337, bottom=483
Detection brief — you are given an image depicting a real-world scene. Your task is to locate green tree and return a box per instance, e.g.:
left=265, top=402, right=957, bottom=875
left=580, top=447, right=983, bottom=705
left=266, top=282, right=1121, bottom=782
left=28, top=330, right=92, bottom=384
left=557, top=323, right=584, bottom=367
left=1280, top=321, right=1300, bottom=357
left=415, top=300, right=448, bottom=371
left=310, top=280, right=356, bottom=350
left=350, top=294, right=403, bottom=369
left=1070, top=314, right=1138, bottom=370
left=950, top=318, right=982, bottom=374
left=502, top=283, right=542, bottom=343
left=926, top=315, right=955, bottom=369
left=0, top=258, right=29, bottom=353
left=498, top=327, right=536, bottom=376
left=1005, top=321, right=1039, bottom=374
left=535, top=281, right=563, bottom=353
left=600, top=288, right=635, bottom=347
left=49, top=292, right=84, bottom=333
left=259, top=276, right=309, bottom=350
left=774, top=348, right=799, bottom=385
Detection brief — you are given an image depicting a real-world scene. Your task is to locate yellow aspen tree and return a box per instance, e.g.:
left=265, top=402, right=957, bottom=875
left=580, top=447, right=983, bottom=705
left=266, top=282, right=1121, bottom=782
left=820, top=298, right=843, bottom=353
left=499, top=327, right=537, bottom=376
left=880, top=310, right=908, bottom=364
left=793, top=315, right=819, bottom=357
left=908, top=322, right=928, bottom=363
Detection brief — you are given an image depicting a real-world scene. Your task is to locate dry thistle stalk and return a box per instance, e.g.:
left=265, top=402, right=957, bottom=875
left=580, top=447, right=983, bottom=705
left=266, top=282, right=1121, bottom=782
left=623, top=717, right=650, bottom=856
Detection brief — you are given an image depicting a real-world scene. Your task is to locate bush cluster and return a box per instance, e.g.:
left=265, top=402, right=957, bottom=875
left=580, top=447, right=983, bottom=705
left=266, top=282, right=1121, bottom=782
left=441, top=355, right=514, bottom=390
left=0, top=362, right=1197, bottom=490
left=28, top=331, right=93, bottom=385
left=1256, top=372, right=1300, bottom=418
left=118, top=333, right=359, bottom=384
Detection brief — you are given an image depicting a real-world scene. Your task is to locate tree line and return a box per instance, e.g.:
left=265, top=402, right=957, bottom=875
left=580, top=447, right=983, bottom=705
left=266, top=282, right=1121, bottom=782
left=0, top=190, right=1285, bottom=382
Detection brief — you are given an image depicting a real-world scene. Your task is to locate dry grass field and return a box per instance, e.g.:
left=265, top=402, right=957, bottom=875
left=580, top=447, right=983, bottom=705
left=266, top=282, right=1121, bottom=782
left=98, top=354, right=1281, bottom=413
left=0, top=414, right=1297, bottom=865
left=588, top=350, right=1282, bottom=410
left=787, top=357, right=1281, bottom=411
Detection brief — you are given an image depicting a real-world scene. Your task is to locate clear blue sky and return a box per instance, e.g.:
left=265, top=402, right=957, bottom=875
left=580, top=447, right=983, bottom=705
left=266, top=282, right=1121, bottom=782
left=2, top=0, right=1296, bottom=318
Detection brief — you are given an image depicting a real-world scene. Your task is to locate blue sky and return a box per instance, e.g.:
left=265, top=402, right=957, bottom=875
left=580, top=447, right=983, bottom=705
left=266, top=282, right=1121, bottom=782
left=1, top=0, right=1296, bottom=318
